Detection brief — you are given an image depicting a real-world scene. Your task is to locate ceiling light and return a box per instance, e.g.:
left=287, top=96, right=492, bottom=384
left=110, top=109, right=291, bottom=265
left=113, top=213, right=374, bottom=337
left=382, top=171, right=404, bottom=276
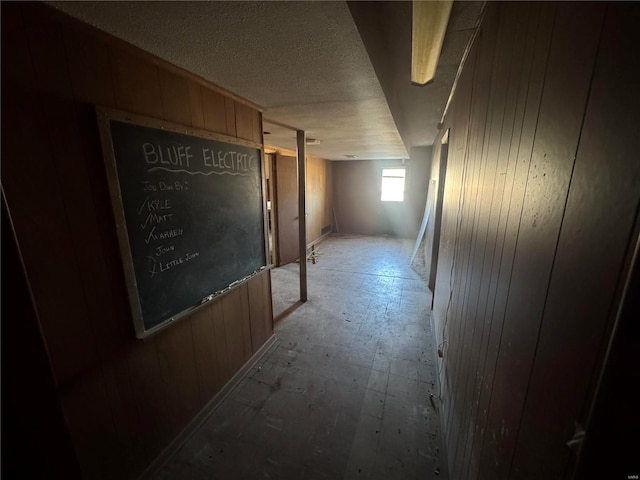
left=345, top=154, right=358, bottom=159
left=306, top=138, right=321, bottom=145
left=411, top=0, right=453, bottom=85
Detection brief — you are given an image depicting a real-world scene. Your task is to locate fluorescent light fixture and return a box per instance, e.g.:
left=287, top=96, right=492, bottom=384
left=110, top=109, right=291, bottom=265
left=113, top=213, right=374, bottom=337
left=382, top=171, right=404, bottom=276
left=411, top=0, right=453, bottom=85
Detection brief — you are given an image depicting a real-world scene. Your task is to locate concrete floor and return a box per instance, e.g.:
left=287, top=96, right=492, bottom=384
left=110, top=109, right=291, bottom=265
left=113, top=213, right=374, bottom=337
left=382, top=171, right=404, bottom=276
left=154, top=235, right=447, bottom=479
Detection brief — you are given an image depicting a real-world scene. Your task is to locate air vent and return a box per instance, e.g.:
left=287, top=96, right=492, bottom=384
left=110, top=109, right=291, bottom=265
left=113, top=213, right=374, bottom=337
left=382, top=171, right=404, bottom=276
left=321, top=225, right=331, bottom=235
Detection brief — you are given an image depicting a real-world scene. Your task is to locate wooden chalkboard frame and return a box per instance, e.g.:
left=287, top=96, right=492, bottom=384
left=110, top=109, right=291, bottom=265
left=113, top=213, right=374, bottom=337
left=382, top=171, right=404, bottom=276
left=97, top=107, right=271, bottom=339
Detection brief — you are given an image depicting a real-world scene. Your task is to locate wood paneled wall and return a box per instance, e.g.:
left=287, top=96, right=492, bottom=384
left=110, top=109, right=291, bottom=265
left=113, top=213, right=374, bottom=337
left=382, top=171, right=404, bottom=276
left=333, top=151, right=430, bottom=238
left=267, top=148, right=334, bottom=254
left=306, top=156, right=334, bottom=243
left=431, top=2, right=640, bottom=478
left=1, top=3, right=272, bottom=480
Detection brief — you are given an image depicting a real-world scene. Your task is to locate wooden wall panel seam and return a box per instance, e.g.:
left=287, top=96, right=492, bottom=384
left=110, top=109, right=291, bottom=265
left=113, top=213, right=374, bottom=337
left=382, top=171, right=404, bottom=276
left=444, top=11, right=499, bottom=460
left=506, top=10, right=607, bottom=473
left=35, top=3, right=263, bottom=112
left=509, top=3, right=640, bottom=476
left=60, top=13, right=163, bottom=473
left=21, top=14, right=151, bottom=477
left=18, top=4, right=102, bottom=383
left=477, top=3, right=606, bottom=477
left=2, top=4, right=273, bottom=479
left=453, top=6, right=526, bottom=474
left=462, top=5, right=541, bottom=477
left=470, top=4, right=558, bottom=475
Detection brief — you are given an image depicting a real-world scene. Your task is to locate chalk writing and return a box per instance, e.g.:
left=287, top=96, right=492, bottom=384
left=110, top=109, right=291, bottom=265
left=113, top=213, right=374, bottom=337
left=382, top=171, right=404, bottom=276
left=148, top=167, right=250, bottom=177
left=155, top=244, right=175, bottom=257
left=105, top=118, right=266, bottom=333
left=144, top=226, right=184, bottom=244
left=202, top=149, right=256, bottom=172
left=143, top=143, right=193, bottom=167
left=148, top=251, right=200, bottom=277
left=140, top=211, right=173, bottom=230
left=137, top=197, right=172, bottom=215
left=159, top=180, right=188, bottom=191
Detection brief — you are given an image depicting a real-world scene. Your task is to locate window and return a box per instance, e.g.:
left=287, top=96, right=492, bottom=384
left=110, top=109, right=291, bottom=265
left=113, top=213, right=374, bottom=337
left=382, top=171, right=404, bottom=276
left=380, top=168, right=406, bottom=202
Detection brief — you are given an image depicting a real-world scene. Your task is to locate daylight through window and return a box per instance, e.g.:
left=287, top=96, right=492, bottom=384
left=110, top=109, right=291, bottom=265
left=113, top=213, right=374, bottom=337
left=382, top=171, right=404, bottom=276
left=381, top=168, right=406, bottom=202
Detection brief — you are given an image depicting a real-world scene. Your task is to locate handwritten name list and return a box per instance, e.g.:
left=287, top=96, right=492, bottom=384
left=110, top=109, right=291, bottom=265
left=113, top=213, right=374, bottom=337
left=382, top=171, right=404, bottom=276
left=105, top=117, right=266, bottom=333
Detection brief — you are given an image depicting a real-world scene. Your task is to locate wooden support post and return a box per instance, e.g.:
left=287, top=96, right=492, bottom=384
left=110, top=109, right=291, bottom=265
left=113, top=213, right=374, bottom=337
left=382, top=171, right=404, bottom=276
left=297, top=130, right=308, bottom=302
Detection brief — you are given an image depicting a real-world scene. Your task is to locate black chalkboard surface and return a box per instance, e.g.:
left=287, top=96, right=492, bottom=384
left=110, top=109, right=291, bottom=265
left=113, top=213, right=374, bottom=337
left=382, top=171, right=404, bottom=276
left=98, top=109, right=267, bottom=338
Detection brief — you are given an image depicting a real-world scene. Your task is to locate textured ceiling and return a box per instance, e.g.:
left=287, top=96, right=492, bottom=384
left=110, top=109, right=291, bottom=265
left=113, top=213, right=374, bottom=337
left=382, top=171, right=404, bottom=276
left=49, top=1, right=480, bottom=161
left=348, top=1, right=483, bottom=149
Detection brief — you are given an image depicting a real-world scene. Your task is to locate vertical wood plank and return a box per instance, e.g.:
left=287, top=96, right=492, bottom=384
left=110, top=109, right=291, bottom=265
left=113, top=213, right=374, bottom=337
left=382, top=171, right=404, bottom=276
left=100, top=355, right=148, bottom=473
left=462, top=4, right=543, bottom=477
left=188, top=79, right=205, bottom=128
left=511, top=3, right=640, bottom=477
left=222, top=289, right=248, bottom=374
left=155, top=319, right=201, bottom=433
left=2, top=4, right=275, bottom=480
left=235, top=101, right=255, bottom=141
left=24, top=1, right=134, bottom=357
left=263, top=271, right=274, bottom=338
left=201, top=87, right=228, bottom=134
left=190, top=306, right=221, bottom=403
left=225, top=96, right=237, bottom=137
left=252, top=109, right=263, bottom=144
left=110, top=47, right=164, bottom=119
left=63, top=24, right=116, bottom=107
left=211, top=300, right=231, bottom=386
left=478, top=4, right=606, bottom=478
left=26, top=17, right=151, bottom=477
left=2, top=1, right=99, bottom=386
left=159, top=69, right=192, bottom=126
left=444, top=7, right=498, bottom=465
left=248, top=274, right=267, bottom=352
left=468, top=4, right=558, bottom=478
left=239, top=283, right=253, bottom=362
left=1, top=184, right=83, bottom=480
left=23, top=11, right=151, bottom=478
left=452, top=4, right=525, bottom=476
left=126, top=338, right=172, bottom=461
left=61, top=370, right=129, bottom=479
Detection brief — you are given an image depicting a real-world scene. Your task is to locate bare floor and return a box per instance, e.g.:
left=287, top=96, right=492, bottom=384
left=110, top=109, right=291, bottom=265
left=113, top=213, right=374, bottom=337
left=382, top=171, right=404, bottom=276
left=154, top=235, right=446, bottom=480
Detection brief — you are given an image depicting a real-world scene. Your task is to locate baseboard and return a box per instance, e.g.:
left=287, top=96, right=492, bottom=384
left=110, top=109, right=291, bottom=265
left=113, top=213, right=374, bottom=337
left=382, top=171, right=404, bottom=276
left=137, top=334, right=279, bottom=480
left=306, top=230, right=332, bottom=251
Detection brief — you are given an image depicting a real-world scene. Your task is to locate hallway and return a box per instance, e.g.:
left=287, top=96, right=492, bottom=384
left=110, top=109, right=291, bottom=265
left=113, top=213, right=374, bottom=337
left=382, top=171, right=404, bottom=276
left=154, top=235, right=446, bottom=479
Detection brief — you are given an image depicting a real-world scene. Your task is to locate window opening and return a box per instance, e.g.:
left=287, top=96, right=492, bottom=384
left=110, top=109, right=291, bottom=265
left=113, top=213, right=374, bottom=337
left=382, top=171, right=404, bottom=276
left=381, top=168, right=406, bottom=202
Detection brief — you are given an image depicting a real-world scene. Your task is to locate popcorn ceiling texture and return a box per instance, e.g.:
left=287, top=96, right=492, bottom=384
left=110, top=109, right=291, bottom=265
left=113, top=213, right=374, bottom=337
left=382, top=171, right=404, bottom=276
left=50, top=1, right=477, bottom=160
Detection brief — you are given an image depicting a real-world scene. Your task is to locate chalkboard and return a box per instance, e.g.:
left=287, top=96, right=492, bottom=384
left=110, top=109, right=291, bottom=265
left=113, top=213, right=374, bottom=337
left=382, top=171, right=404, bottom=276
left=98, top=108, right=267, bottom=338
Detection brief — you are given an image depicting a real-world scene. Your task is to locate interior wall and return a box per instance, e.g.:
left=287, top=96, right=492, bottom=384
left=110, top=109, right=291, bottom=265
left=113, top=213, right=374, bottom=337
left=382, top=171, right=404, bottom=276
left=274, top=154, right=299, bottom=266
left=269, top=149, right=334, bottom=260
left=1, top=4, right=273, bottom=480
left=431, top=2, right=640, bottom=478
left=306, top=156, right=334, bottom=243
left=333, top=152, right=430, bottom=238
left=419, top=140, right=446, bottom=293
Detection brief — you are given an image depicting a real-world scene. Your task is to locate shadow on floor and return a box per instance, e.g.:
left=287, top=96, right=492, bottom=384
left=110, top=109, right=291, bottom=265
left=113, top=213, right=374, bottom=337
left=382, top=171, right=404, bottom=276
left=153, top=235, right=448, bottom=480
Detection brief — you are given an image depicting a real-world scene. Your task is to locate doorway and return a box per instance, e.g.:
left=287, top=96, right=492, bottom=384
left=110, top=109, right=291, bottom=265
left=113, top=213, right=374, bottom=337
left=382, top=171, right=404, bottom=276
left=429, top=130, right=449, bottom=296
left=272, top=154, right=299, bottom=267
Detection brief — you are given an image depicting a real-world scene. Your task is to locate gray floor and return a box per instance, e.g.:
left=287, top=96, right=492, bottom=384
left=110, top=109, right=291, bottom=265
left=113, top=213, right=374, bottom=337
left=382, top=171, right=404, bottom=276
left=155, top=235, right=447, bottom=479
